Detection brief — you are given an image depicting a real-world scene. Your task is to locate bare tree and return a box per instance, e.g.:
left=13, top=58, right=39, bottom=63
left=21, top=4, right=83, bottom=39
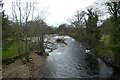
left=11, top=0, right=39, bottom=63
left=68, top=10, right=86, bottom=28
left=10, top=0, right=49, bottom=62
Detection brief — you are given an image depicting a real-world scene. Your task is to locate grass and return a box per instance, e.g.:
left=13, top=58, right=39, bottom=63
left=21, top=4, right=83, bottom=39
left=2, top=41, right=17, bottom=59
left=2, top=40, right=33, bottom=59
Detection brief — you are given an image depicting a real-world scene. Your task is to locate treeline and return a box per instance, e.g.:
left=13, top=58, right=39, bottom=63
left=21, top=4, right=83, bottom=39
left=56, top=1, right=120, bottom=69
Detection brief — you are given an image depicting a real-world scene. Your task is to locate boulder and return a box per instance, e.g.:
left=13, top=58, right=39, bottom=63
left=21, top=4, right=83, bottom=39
left=44, top=52, right=49, bottom=56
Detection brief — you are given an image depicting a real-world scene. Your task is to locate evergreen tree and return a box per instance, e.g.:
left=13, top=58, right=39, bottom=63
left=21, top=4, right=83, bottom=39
left=85, top=8, right=100, bottom=51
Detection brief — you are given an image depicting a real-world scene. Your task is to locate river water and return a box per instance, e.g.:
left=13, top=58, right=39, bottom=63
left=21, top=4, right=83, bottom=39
left=33, top=35, right=113, bottom=78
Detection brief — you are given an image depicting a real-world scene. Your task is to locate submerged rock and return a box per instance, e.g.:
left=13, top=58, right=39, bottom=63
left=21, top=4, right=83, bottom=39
left=56, top=38, right=64, bottom=43
left=86, top=50, right=91, bottom=54
left=56, top=38, right=67, bottom=45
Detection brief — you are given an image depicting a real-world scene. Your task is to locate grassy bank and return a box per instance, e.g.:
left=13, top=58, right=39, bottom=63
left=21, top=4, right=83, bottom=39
left=2, top=40, right=33, bottom=59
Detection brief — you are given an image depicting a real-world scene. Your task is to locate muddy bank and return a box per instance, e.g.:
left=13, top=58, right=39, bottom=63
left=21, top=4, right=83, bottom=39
left=2, top=51, right=47, bottom=78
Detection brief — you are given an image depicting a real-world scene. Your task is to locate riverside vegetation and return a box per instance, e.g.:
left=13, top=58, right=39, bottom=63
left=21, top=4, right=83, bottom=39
left=1, top=0, right=120, bottom=78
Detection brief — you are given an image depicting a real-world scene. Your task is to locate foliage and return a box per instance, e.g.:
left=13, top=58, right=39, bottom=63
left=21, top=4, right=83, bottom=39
left=106, top=1, right=120, bottom=65
left=100, top=35, right=110, bottom=46
left=84, top=8, right=100, bottom=49
left=99, top=19, right=111, bottom=35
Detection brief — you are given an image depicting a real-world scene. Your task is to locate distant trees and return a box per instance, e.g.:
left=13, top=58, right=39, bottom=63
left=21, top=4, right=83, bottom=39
left=58, top=24, right=68, bottom=35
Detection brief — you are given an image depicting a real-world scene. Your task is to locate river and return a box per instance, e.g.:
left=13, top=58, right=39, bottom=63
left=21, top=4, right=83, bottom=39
left=33, top=35, right=113, bottom=78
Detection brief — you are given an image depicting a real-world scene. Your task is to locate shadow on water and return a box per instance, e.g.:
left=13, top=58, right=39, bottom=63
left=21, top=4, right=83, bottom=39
left=85, top=53, right=100, bottom=76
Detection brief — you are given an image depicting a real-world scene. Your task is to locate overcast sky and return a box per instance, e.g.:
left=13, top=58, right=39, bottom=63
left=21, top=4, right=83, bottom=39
left=42, top=0, right=97, bottom=27
left=3, top=0, right=109, bottom=27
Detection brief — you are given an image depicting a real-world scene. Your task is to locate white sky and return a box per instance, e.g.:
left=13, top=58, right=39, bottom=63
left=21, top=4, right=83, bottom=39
left=3, top=0, right=101, bottom=27
left=40, top=0, right=98, bottom=27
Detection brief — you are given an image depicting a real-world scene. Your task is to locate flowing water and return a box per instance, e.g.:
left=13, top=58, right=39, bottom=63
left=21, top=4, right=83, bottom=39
left=33, top=35, right=113, bottom=78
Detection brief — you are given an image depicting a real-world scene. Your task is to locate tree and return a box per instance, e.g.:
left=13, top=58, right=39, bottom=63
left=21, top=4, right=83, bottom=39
left=67, top=11, right=86, bottom=43
left=58, top=23, right=67, bottom=35
left=85, top=8, right=100, bottom=51
left=106, top=1, right=120, bottom=45
left=70, top=11, right=86, bottom=28
left=106, top=1, right=120, bottom=65
left=11, top=0, right=39, bottom=63
left=32, top=19, right=47, bottom=54
left=2, top=11, right=10, bottom=41
left=100, top=18, right=111, bottom=35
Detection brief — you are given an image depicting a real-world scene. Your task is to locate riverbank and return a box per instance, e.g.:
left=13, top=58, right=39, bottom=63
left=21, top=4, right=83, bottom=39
left=69, top=35, right=120, bottom=77
left=2, top=51, right=47, bottom=78
left=87, top=47, right=120, bottom=78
